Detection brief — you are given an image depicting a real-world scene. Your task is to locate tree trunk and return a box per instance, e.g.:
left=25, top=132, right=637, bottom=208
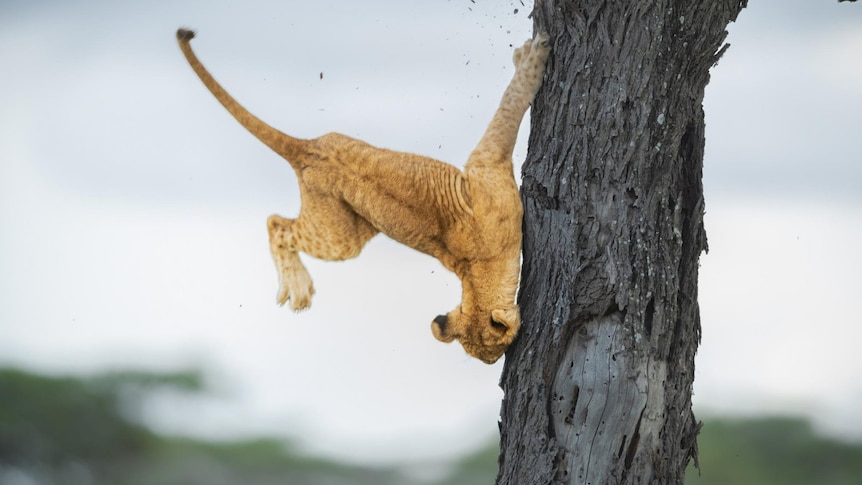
left=497, top=1, right=746, bottom=484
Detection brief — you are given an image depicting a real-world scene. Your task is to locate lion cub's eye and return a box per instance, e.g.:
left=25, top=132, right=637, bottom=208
left=490, top=317, right=507, bottom=331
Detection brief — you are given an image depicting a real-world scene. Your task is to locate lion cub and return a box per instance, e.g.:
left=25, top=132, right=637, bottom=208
left=177, top=29, right=550, bottom=363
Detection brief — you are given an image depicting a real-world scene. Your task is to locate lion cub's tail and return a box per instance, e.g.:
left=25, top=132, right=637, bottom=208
left=176, top=28, right=306, bottom=165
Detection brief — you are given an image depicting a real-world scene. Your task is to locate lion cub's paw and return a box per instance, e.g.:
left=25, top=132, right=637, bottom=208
left=275, top=262, right=315, bottom=312
left=513, top=33, right=550, bottom=73
left=533, top=32, right=550, bottom=48
left=513, top=40, right=532, bottom=65
left=527, top=33, right=551, bottom=65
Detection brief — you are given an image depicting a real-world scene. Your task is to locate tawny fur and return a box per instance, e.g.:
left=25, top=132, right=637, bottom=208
left=176, top=28, right=550, bottom=363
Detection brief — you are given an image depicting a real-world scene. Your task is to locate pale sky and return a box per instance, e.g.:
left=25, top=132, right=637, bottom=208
left=1, top=0, right=860, bottom=465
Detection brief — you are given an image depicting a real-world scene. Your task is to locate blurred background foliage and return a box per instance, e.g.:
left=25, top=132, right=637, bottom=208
left=1, top=367, right=861, bottom=485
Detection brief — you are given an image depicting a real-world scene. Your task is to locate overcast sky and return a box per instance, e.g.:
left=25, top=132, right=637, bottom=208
left=1, top=0, right=860, bottom=465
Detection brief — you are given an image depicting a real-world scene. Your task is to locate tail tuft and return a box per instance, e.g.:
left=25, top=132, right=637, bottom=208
left=176, top=28, right=196, bottom=42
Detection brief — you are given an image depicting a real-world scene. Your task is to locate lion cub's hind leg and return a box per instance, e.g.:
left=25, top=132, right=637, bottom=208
left=267, top=215, right=315, bottom=311
left=267, top=192, right=379, bottom=311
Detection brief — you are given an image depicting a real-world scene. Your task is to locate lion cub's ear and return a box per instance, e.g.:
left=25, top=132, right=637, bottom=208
left=490, top=307, right=520, bottom=341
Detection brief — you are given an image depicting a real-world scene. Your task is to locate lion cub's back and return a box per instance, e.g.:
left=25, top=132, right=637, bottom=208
left=309, top=132, right=459, bottom=203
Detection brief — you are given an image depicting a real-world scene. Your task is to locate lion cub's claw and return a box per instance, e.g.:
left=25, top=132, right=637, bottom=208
left=534, top=32, right=550, bottom=48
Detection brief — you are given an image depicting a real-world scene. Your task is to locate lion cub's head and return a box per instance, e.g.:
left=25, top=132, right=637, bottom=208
left=431, top=306, right=520, bottom=364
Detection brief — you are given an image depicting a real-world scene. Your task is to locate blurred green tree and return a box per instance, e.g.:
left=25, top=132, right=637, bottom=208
left=687, top=417, right=862, bottom=485
left=0, top=368, right=403, bottom=485
left=0, top=368, right=159, bottom=467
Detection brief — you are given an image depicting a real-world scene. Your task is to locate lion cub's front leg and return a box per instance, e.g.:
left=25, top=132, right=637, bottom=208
left=430, top=34, right=550, bottom=364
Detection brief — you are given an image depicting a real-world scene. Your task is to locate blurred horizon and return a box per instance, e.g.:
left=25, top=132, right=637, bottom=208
left=3, top=365, right=862, bottom=484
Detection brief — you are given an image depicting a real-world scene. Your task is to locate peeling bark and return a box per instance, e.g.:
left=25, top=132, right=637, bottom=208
left=497, top=1, right=747, bottom=484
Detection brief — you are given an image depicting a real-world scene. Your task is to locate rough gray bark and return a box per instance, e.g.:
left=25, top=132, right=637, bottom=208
left=497, top=1, right=747, bottom=484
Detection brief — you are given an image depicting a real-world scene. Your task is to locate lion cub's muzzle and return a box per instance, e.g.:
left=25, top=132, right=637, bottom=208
left=430, top=310, right=518, bottom=364
left=431, top=314, right=455, bottom=343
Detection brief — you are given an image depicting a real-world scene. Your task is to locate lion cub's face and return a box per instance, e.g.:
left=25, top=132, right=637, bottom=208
left=431, top=306, right=520, bottom=364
